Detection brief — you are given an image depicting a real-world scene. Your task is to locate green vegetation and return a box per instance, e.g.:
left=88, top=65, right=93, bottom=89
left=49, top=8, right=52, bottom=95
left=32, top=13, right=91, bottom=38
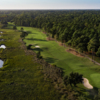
left=1, top=10, right=100, bottom=58
left=13, top=25, right=17, bottom=30
left=0, top=29, right=61, bottom=100
left=0, top=27, right=90, bottom=100
left=1, top=10, right=100, bottom=99
left=64, top=72, right=83, bottom=87
left=13, top=10, right=100, bottom=58
left=16, top=26, right=100, bottom=89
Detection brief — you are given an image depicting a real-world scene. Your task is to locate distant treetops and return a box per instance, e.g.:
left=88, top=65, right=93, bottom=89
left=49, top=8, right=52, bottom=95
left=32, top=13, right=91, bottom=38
left=1, top=10, right=100, bottom=57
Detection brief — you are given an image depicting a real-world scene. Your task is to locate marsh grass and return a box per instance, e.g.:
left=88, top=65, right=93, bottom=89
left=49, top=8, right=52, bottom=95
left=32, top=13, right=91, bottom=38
left=0, top=29, right=61, bottom=100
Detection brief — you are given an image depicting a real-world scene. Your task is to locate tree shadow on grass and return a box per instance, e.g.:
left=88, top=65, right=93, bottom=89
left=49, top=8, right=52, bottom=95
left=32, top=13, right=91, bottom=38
left=28, top=32, right=37, bottom=34
left=26, top=31, right=32, bottom=34
left=86, top=87, right=98, bottom=97
left=79, top=65, right=85, bottom=67
left=44, top=57, right=58, bottom=63
left=26, top=38, right=33, bottom=40
left=76, top=86, right=98, bottom=99
left=31, top=48, right=43, bottom=52
left=26, top=38, right=47, bottom=42
left=42, top=47, right=49, bottom=51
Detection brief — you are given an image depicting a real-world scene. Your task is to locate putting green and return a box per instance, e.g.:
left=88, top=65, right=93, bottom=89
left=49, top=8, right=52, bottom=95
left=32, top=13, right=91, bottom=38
left=90, top=74, right=100, bottom=88
left=17, top=26, right=100, bottom=88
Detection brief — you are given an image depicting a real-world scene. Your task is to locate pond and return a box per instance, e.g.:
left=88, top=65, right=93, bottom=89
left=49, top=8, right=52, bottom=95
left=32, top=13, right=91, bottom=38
left=0, top=45, right=6, bottom=49
left=0, top=39, right=4, bottom=41
left=0, top=59, right=4, bottom=68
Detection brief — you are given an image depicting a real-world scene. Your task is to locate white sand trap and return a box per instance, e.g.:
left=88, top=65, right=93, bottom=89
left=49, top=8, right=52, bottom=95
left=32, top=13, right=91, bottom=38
left=35, top=46, right=40, bottom=48
left=0, top=45, right=6, bottom=49
left=82, top=78, right=93, bottom=89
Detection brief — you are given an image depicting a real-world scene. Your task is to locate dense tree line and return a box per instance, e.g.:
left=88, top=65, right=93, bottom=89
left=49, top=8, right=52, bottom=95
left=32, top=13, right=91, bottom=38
left=11, top=10, right=100, bottom=57
left=0, top=10, right=100, bottom=56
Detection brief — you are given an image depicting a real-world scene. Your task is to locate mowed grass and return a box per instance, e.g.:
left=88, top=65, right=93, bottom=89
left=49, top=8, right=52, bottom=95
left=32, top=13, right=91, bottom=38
left=0, top=29, right=61, bottom=100
left=17, top=26, right=100, bottom=89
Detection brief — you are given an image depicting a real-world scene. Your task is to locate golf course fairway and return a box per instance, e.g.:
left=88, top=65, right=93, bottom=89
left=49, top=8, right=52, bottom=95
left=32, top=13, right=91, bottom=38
left=17, top=26, right=100, bottom=89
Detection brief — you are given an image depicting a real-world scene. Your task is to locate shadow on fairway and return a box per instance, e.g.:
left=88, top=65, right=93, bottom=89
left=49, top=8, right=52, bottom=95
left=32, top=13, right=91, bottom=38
left=45, top=57, right=58, bottom=63
left=32, top=48, right=43, bottom=52
left=85, top=87, right=98, bottom=99
left=28, top=32, right=37, bottom=34
left=42, top=47, right=49, bottom=50
left=26, top=38, right=47, bottom=42
left=27, top=31, right=31, bottom=34
left=79, top=65, right=85, bottom=67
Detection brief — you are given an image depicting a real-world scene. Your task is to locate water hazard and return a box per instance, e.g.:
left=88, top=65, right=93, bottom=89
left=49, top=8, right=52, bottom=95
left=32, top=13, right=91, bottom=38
left=0, top=59, right=4, bottom=68
left=0, top=45, right=6, bottom=49
left=0, top=39, right=4, bottom=41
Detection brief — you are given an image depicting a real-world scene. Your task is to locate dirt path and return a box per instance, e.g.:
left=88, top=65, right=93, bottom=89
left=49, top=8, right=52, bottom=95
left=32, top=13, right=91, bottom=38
left=83, top=55, right=100, bottom=65
left=66, top=49, right=84, bottom=58
left=45, top=32, right=100, bottom=66
left=66, top=48, right=100, bottom=65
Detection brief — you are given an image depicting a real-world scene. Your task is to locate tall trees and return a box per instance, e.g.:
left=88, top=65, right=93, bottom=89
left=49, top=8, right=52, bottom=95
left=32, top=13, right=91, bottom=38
left=76, top=35, right=89, bottom=52
left=87, top=34, right=99, bottom=60
left=1, top=10, right=100, bottom=56
left=96, top=47, right=100, bottom=56
left=64, top=72, right=83, bottom=87
left=13, top=10, right=100, bottom=57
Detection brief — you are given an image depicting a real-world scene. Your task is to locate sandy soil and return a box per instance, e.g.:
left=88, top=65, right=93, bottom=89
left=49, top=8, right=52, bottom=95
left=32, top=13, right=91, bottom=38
left=35, top=46, right=40, bottom=48
left=46, top=37, right=54, bottom=41
left=82, top=78, right=93, bottom=89
left=66, top=49, right=84, bottom=58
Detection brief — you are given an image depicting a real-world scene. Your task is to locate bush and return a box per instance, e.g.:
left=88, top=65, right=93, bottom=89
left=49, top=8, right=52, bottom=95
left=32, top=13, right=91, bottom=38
left=64, top=72, right=83, bottom=87
left=96, top=47, right=100, bottom=57
left=13, top=25, right=17, bottom=30
left=37, top=51, right=42, bottom=59
left=20, top=31, right=28, bottom=38
left=27, top=45, right=32, bottom=49
left=20, top=27, right=24, bottom=31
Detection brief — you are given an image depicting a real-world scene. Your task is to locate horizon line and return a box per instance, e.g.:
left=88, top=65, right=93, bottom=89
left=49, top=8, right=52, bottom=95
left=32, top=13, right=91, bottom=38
left=0, top=9, right=100, bottom=10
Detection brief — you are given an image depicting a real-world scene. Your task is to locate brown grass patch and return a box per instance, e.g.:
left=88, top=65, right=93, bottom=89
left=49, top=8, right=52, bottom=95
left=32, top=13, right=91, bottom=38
left=66, top=48, right=84, bottom=58
left=46, top=37, right=54, bottom=41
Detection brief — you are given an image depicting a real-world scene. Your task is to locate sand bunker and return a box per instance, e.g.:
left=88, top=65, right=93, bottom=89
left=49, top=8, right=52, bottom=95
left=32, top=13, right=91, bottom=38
left=35, top=46, right=40, bottom=48
left=82, top=78, right=93, bottom=89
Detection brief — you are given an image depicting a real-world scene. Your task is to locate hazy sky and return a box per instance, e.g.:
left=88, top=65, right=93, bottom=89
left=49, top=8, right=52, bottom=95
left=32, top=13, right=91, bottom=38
left=0, top=0, right=100, bottom=9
